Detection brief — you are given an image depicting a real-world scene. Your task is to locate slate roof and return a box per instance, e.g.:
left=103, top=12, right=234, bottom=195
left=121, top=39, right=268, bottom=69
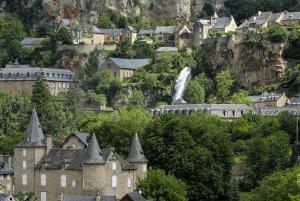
left=99, top=29, right=123, bottom=36
left=212, top=17, right=234, bottom=29
left=237, top=20, right=249, bottom=30
left=15, top=109, right=46, bottom=148
left=154, top=26, right=176, bottom=34
left=38, top=147, right=136, bottom=170
left=92, top=26, right=104, bottom=34
left=0, top=157, right=13, bottom=175
left=0, top=194, right=11, bottom=201
left=21, top=38, right=46, bottom=46
left=283, top=12, right=300, bottom=21
left=126, top=26, right=137, bottom=33
left=0, top=63, right=75, bottom=82
left=83, top=134, right=105, bottom=164
left=249, top=92, right=283, bottom=102
left=155, top=47, right=178, bottom=52
left=289, top=97, right=300, bottom=105
left=122, top=192, right=147, bottom=201
left=154, top=104, right=253, bottom=111
left=249, top=12, right=272, bottom=25
left=260, top=106, right=299, bottom=116
left=109, top=58, right=151, bottom=70
left=197, top=19, right=210, bottom=26
left=127, top=133, right=147, bottom=163
left=139, top=29, right=154, bottom=35
left=61, top=132, right=89, bottom=147
left=63, top=195, right=117, bottom=201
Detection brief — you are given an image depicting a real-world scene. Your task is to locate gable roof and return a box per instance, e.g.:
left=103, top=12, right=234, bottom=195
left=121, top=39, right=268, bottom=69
left=121, top=192, right=147, bottom=201
left=109, top=58, right=150, bottom=70
left=61, top=132, right=89, bottom=147
left=212, top=17, right=234, bottom=29
left=92, top=26, right=104, bottom=34
left=139, top=30, right=154, bottom=35
left=99, top=29, right=124, bottom=36
left=21, top=38, right=46, bottom=46
left=283, top=12, right=300, bottom=21
left=0, top=157, right=13, bottom=175
left=126, top=25, right=137, bottom=33
left=83, top=134, right=105, bottom=164
left=15, top=109, right=45, bottom=148
left=127, top=133, right=147, bottom=163
left=154, top=26, right=176, bottom=34
left=249, top=12, right=272, bottom=25
left=249, top=92, right=284, bottom=102
left=0, top=194, right=12, bottom=201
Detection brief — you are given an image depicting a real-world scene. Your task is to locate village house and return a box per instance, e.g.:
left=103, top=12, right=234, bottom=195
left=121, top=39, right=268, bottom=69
left=99, top=58, right=151, bottom=80
left=138, top=29, right=154, bottom=38
left=281, top=12, right=300, bottom=25
left=82, top=26, right=105, bottom=45
left=154, top=26, right=176, bottom=41
left=192, top=12, right=237, bottom=45
left=174, top=25, right=192, bottom=50
left=249, top=92, right=289, bottom=110
left=100, top=29, right=124, bottom=43
left=123, top=26, right=138, bottom=44
left=151, top=104, right=254, bottom=118
left=21, top=38, right=46, bottom=48
left=14, top=109, right=148, bottom=201
left=0, top=61, right=76, bottom=96
left=0, top=155, right=13, bottom=195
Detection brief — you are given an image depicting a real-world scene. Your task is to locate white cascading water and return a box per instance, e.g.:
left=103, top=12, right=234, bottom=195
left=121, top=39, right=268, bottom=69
left=173, top=67, right=192, bottom=103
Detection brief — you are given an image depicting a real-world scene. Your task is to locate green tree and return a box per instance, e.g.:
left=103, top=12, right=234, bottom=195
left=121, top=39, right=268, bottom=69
left=128, top=89, right=145, bottom=109
left=31, top=75, right=51, bottom=115
left=57, top=27, right=73, bottom=44
left=183, top=79, right=205, bottom=103
left=216, top=71, right=234, bottom=103
left=230, top=90, right=251, bottom=105
left=98, top=14, right=111, bottom=28
left=138, top=169, right=188, bottom=201
left=250, top=167, right=300, bottom=201
left=85, top=52, right=99, bottom=77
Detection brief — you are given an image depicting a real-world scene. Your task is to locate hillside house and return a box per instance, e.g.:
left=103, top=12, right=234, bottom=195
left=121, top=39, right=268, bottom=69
left=99, top=58, right=151, bottom=80
left=123, top=26, right=137, bottom=44
left=154, top=26, right=176, bottom=41
left=249, top=92, right=289, bottom=110
left=82, top=26, right=105, bottom=45
left=174, top=25, right=192, bottom=50
left=100, top=29, right=124, bottom=43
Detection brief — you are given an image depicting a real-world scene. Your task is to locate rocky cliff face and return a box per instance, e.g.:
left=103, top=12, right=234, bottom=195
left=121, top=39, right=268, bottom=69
left=41, top=0, right=206, bottom=21
left=198, top=34, right=287, bottom=88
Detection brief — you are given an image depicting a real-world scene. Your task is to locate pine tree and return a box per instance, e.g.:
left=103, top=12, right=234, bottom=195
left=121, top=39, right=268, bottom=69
left=31, top=74, right=51, bottom=115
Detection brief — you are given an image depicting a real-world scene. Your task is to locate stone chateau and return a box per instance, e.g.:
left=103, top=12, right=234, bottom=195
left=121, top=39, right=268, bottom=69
left=14, top=109, right=148, bottom=201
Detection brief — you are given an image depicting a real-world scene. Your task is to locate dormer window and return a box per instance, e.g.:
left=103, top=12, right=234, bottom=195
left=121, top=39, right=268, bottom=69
left=223, top=110, right=229, bottom=117
left=112, top=161, right=117, bottom=170
left=233, top=110, right=238, bottom=117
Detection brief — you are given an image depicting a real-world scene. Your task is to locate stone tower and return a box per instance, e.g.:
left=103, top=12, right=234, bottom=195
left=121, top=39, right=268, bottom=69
left=82, top=134, right=106, bottom=193
left=126, top=133, right=148, bottom=184
left=14, top=109, right=48, bottom=194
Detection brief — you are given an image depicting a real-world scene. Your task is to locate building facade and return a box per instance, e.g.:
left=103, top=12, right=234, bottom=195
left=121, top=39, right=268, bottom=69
left=0, top=156, right=13, bottom=195
left=14, top=109, right=148, bottom=201
left=249, top=92, right=289, bottom=110
left=0, top=62, right=76, bottom=96
left=99, top=58, right=150, bottom=80
left=151, top=104, right=254, bottom=118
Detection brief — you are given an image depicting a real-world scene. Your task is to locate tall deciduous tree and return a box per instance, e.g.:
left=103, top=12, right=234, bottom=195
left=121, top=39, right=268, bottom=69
left=31, top=75, right=51, bottom=115
left=183, top=79, right=205, bottom=103
left=138, top=169, right=188, bottom=201
left=216, top=71, right=234, bottom=103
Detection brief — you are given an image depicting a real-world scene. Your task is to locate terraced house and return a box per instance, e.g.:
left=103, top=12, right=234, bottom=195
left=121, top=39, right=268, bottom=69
left=14, top=109, right=148, bottom=201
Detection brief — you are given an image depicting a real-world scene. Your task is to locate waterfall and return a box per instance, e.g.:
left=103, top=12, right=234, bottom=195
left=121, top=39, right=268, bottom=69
left=173, top=67, right=191, bottom=104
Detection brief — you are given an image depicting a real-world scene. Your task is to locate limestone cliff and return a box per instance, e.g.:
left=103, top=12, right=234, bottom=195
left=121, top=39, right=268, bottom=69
left=198, top=34, right=288, bottom=88
left=41, top=0, right=206, bottom=21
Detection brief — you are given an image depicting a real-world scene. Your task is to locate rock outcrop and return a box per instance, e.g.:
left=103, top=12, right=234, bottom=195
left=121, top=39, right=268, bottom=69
left=41, top=0, right=206, bottom=21
left=198, top=34, right=288, bottom=88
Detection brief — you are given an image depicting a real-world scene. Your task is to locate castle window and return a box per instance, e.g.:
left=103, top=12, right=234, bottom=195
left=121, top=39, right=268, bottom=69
left=23, top=149, right=26, bottom=157
left=6, top=184, right=11, bottom=191
left=23, top=161, right=26, bottom=169
left=6, top=175, right=10, bottom=181
left=41, top=174, right=46, bottom=186
left=72, top=180, right=76, bottom=188
left=0, top=175, right=3, bottom=180
left=112, top=161, right=117, bottom=170
left=22, top=174, right=27, bottom=185
left=127, top=178, right=131, bottom=187
left=143, top=164, right=147, bottom=172
left=41, top=192, right=46, bottom=201
left=61, top=175, right=66, bottom=187
left=112, top=175, right=117, bottom=188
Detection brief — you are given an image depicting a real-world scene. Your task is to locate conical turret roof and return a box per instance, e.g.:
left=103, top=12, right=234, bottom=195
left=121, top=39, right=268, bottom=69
left=213, top=11, right=219, bottom=19
left=83, top=134, right=105, bottom=164
left=15, top=109, right=45, bottom=147
left=127, top=133, right=148, bottom=163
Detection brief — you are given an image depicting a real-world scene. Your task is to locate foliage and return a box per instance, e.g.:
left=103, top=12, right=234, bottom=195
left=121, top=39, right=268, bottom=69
left=230, top=90, right=251, bottom=105
left=250, top=167, right=300, bottom=201
left=128, top=89, right=145, bottom=109
left=143, top=113, right=233, bottom=201
left=111, top=40, right=136, bottom=58
left=138, top=169, right=188, bottom=201
left=15, top=192, right=35, bottom=201
left=216, top=71, right=234, bottom=103
left=268, top=25, right=290, bottom=43
left=183, top=79, right=205, bottom=104
left=79, top=109, right=152, bottom=155
left=31, top=75, right=51, bottom=114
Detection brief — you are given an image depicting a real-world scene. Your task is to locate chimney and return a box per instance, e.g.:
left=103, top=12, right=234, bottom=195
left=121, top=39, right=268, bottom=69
left=96, top=192, right=101, bottom=201
left=45, top=135, right=53, bottom=154
left=59, top=132, right=65, bottom=145
left=4, top=155, right=12, bottom=166
left=257, top=11, right=262, bottom=16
